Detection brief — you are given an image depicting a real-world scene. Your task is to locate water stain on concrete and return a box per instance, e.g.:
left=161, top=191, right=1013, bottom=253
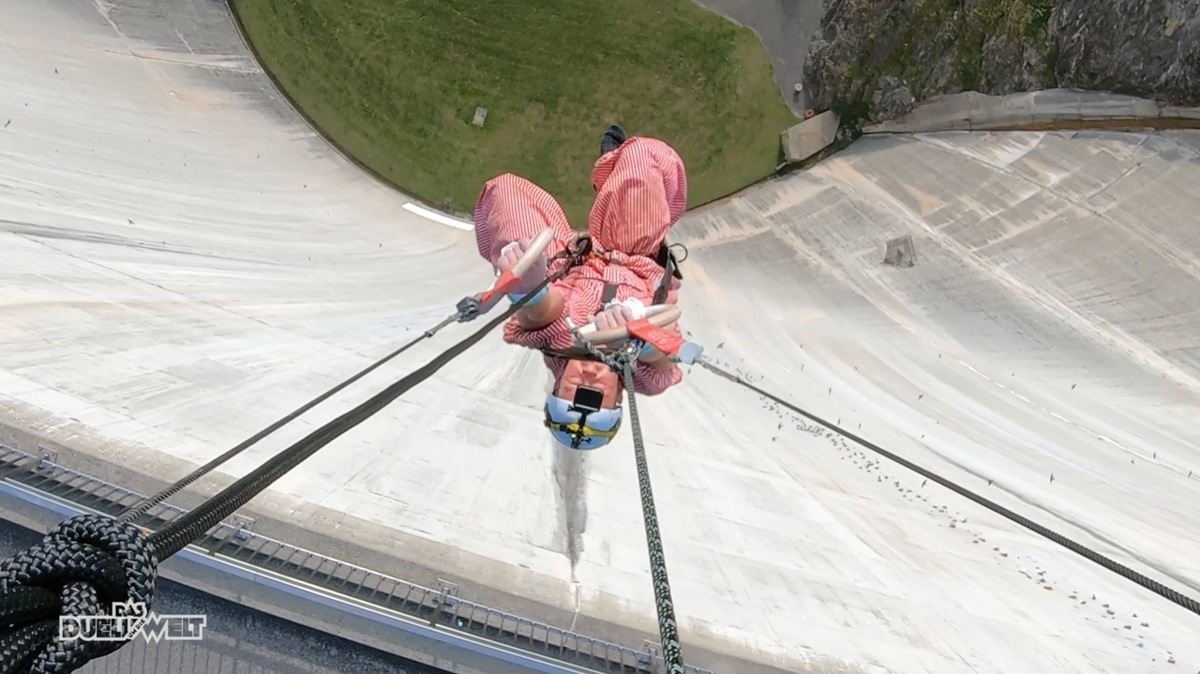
left=552, top=440, right=589, bottom=581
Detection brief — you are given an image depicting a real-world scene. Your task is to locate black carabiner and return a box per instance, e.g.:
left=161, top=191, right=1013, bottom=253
left=567, top=233, right=593, bottom=260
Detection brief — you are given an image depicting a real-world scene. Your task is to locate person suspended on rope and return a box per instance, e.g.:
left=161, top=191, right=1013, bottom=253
left=472, top=126, right=688, bottom=450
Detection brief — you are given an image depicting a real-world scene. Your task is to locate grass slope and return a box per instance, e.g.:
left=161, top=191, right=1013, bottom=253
left=233, top=0, right=795, bottom=223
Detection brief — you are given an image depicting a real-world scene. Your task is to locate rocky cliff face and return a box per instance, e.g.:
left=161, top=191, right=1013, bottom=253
left=804, top=0, right=1200, bottom=127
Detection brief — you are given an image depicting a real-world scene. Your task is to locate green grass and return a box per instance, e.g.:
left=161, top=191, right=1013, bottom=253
left=232, top=0, right=796, bottom=224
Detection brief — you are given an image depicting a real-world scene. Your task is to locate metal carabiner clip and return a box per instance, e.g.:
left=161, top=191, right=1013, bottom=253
left=567, top=233, right=593, bottom=260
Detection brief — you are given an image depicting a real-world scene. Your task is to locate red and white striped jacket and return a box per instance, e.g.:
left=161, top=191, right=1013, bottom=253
left=473, top=137, right=688, bottom=395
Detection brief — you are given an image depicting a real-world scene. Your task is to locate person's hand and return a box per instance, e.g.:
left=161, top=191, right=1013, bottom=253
left=593, top=304, right=634, bottom=332
left=496, top=237, right=547, bottom=295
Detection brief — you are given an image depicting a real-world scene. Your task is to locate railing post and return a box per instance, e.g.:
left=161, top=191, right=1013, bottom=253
left=642, top=639, right=666, bottom=674
left=429, top=578, right=458, bottom=627
left=36, top=446, right=57, bottom=471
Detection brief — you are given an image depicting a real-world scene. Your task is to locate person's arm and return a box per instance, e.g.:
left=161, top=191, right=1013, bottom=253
left=501, top=281, right=576, bottom=352
left=638, top=347, right=676, bottom=372
left=515, top=286, right=566, bottom=330
left=630, top=321, right=684, bottom=394
left=632, top=355, right=682, bottom=395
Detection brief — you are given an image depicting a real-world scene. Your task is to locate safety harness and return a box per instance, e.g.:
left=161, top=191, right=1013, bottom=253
left=540, top=240, right=685, bottom=448
left=541, top=279, right=623, bottom=447
left=538, top=240, right=685, bottom=363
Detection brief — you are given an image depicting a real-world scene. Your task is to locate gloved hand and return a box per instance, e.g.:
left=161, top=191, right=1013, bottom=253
left=495, top=237, right=547, bottom=295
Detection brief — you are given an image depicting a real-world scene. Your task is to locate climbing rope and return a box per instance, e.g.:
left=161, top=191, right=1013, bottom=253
left=0, top=516, right=157, bottom=673
left=121, top=235, right=594, bottom=523
left=0, top=237, right=594, bottom=674
left=692, top=357, right=1200, bottom=618
left=566, top=323, right=687, bottom=674
left=149, top=299, right=519, bottom=556
left=619, top=363, right=685, bottom=674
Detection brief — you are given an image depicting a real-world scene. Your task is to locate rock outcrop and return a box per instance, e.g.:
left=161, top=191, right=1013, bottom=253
left=804, top=0, right=1200, bottom=127
left=1052, top=0, right=1200, bottom=102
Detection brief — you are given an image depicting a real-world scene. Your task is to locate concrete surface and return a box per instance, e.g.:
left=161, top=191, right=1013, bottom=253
left=781, top=110, right=839, bottom=164
left=0, top=520, right=444, bottom=674
left=689, top=0, right=823, bottom=115
left=865, top=89, right=1200, bottom=134
left=2, top=2, right=1200, bottom=674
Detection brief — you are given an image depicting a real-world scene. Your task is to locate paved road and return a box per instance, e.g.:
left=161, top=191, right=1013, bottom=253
left=690, top=0, right=824, bottom=113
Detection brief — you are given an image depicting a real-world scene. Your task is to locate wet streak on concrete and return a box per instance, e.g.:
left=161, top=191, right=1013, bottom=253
left=553, top=441, right=589, bottom=579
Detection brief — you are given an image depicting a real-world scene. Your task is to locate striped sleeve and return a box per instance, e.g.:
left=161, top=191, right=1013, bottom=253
left=632, top=360, right=683, bottom=395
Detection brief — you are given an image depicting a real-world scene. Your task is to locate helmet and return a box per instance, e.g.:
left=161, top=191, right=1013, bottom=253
left=544, top=386, right=623, bottom=450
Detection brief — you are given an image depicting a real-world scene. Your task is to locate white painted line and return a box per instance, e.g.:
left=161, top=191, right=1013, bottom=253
left=403, top=202, right=473, bottom=231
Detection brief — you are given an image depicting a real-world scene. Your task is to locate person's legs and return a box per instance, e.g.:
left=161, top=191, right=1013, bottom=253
left=473, top=173, right=575, bottom=269
left=587, top=137, right=688, bottom=257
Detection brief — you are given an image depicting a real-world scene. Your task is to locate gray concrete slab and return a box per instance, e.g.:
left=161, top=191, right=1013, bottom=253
left=864, top=89, right=1200, bottom=133
left=1, top=1, right=1199, bottom=674
left=782, top=111, right=839, bottom=163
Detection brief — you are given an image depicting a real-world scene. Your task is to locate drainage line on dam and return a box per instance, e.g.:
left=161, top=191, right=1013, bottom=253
left=692, top=357, right=1200, bottom=619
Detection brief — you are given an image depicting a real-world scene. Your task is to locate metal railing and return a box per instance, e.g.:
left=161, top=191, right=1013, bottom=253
left=76, top=633, right=328, bottom=674
left=0, top=444, right=716, bottom=674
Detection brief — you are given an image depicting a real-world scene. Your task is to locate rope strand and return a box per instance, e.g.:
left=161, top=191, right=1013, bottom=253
left=621, top=364, right=686, bottom=674
left=120, top=329, right=435, bottom=524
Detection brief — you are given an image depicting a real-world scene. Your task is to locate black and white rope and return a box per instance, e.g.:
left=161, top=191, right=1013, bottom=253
left=564, top=321, right=687, bottom=672
left=0, top=515, right=157, bottom=674
left=619, top=364, right=686, bottom=674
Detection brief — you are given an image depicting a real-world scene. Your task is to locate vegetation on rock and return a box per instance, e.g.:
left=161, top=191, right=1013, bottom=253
left=806, top=0, right=1199, bottom=129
